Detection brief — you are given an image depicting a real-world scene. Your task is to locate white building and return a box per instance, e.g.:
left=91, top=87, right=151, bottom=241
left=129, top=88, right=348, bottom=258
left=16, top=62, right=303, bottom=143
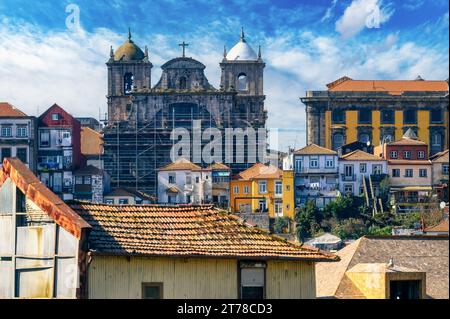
left=157, top=158, right=208, bottom=204
left=338, top=150, right=387, bottom=197
left=293, top=144, right=339, bottom=208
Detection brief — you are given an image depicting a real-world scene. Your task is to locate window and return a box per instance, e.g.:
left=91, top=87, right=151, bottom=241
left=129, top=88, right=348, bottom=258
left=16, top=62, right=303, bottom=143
left=1, top=126, right=12, bottom=137
left=381, top=110, right=395, bottom=124
left=286, top=185, right=290, bottom=191
left=360, top=163, right=367, bottom=173
left=392, top=169, right=400, bottom=177
left=186, top=195, right=191, bottom=203
left=124, top=73, right=134, bottom=94
left=344, top=165, right=354, bottom=177
left=195, top=176, right=200, bottom=183
left=405, top=169, right=413, bottom=178
left=16, top=148, right=27, bottom=163
left=358, top=110, right=372, bottom=124
left=390, top=151, right=398, bottom=159
left=119, top=198, right=129, bottom=204
left=17, top=126, right=28, bottom=137
left=344, top=184, right=353, bottom=194
left=359, top=133, right=371, bottom=144
left=332, top=133, right=344, bottom=150
left=1, top=147, right=12, bottom=162
left=331, top=110, right=345, bottom=123
left=419, top=169, right=427, bottom=178
left=75, top=176, right=83, bottom=185
left=51, top=113, right=60, bottom=121
left=233, top=186, right=239, bottom=194
left=84, top=176, right=91, bottom=185
left=258, top=199, right=267, bottom=212
left=309, top=157, right=318, bottom=168
left=430, top=109, right=443, bottom=123
left=274, top=200, right=283, bottom=217
left=417, top=151, right=425, bottom=159
left=403, top=110, right=417, bottom=124
left=179, top=76, right=187, bottom=90
left=275, top=181, right=283, bottom=195
left=237, top=73, right=248, bottom=91
left=390, top=280, right=421, bottom=299
left=372, top=164, right=382, bottom=175
left=244, top=185, right=249, bottom=194
left=142, top=283, right=163, bottom=299
left=168, top=174, right=176, bottom=184
left=185, top=175, right=192, bottom=185
left=40, top=131, right=50, bottom=147
left=105, top=199, right=114, bottom=204
left=258, top=181, right=267, bottom=194
left=431, top=132, right=443, bottom=154
left=325, top=157, right=334, bottom=168
left=404, top=151, right=411, bottom=159
left=359, top=187, right=365, bottom=195
left=443, top=164, right=449, bottom=175
left=240, top=263, right=265, bottom=299
left=295, top=159, right=302, bottom=173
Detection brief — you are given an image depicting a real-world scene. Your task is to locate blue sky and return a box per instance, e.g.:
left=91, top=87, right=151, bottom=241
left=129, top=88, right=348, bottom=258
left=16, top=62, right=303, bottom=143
left=0, top=0, right=448, bottom=150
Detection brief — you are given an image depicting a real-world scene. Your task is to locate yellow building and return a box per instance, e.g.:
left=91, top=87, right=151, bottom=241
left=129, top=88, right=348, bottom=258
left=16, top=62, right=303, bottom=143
left=230, top=163, right=294, bottom=219
left=302, top=77, right=449, bottom=155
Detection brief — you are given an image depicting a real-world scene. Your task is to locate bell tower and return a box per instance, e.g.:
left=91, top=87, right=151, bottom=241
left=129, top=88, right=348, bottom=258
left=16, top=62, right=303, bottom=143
left=106, top=29, right=152, bottom=123
left=220, top=28, right=265, bottom=96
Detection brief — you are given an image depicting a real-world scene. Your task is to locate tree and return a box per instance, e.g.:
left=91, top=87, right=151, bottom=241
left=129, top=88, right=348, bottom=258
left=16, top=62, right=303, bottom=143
left=332, top=218, right=367, bottom=239
left=322, top=196, right=359, bottom=219
left=294, top=200, right=319, bottom=242
left=273, top=217, right=290, bottom=234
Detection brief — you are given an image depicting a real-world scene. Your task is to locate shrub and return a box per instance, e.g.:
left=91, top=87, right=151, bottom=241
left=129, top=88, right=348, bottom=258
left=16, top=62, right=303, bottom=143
left=274, top=217, right=290, bottom=234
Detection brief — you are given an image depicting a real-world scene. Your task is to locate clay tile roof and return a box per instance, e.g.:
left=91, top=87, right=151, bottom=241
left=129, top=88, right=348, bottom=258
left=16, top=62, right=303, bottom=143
left=69, top=203, right=338, bottom=261
left=326, top=77, right=448, bottom=94
left=0, top=158, right=91, bottom=239
left=0, top=102, right=28, bottom=117
left=388, top=138, right=427, bottom=146
left=430, top=149, right=449, bottom=163
left=157, top=158, right=202, bottom=171
left=294, top=144, right=337, bottom=155
left=316, top=236, right=449, bottom=299
left=424, top=220, right=449, bottom=233
left=236, top=163, right=282, bottom=180
left=341, top=150, right=384, bottom=161
left=81, top=127, right=103, bottom=156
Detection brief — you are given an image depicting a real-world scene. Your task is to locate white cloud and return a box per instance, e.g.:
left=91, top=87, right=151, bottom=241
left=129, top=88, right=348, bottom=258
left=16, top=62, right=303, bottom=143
left=335, top=0, right=395, bottom=39
left=321, top=0, right=339, bottom=22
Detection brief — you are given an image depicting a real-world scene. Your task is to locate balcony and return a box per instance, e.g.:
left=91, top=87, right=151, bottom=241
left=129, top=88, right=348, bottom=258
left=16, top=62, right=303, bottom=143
left=341, top=174, right=356, bottom=181
left=295, top=167, right=338, bottom=174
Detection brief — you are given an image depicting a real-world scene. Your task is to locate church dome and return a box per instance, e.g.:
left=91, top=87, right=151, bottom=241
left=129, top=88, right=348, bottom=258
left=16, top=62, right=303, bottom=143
left=114, top=29, right=145, bottom=62
left=226, top=28, right=258, bottom=61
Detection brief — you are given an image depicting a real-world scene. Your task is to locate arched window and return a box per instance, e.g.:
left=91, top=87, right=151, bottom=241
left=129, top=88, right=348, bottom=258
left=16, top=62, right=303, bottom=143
left=332, top=133, right=344, bottom=150
left=179, top=76, right=187, bottom=90
left=359, top=133, right=371, bottom=144
left=237, top=73, right=248, bottom=91
left=124, top=73, right=134, bottom=94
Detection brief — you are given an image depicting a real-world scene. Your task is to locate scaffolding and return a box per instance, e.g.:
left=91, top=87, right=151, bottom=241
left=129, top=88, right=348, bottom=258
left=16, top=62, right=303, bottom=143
left=103, top=100, right=266, bottom=197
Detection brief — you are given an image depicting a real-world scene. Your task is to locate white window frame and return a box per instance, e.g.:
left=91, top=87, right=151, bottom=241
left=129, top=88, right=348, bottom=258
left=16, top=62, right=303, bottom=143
left=243, top=185, right=249, bottom=194
left=309, top=157, right=319, bottom=168
left=258, top=180, right=267, bottom=194
left=390, top=151, right=398, bottom=159
left=404, top=151, right=412, bottom=159
left=233, top=186, right=240, bottom=194
left=405, top=169, right=413, bottom=178
left=325, top=157, right=334, bottom=168
left=443, top=164, right=449, bottom=175
left=274, top=200, right=283, bottom=217
left=275, top=181, right=283, bottom=195
left=360, top=163, right=367, bottom=173
left=417, top=151, right=425, bottom=159
left=419, top=169, right=427, bottom=178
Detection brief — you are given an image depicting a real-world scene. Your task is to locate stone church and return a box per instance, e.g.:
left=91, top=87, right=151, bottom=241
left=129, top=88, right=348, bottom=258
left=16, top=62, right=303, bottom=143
left=103, top=29, right=267, bottom=195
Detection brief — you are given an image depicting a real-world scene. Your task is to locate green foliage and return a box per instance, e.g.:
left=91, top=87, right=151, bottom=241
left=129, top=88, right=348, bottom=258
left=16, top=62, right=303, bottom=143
left=367, top=225, right=392, bottom=236
left=322, top=196, right=362, bottom=219
left=273, top=217, right=290, bottom=234
left=294, top=200, right=320, bottom=242
left=331, top=218, right=367, bottom=239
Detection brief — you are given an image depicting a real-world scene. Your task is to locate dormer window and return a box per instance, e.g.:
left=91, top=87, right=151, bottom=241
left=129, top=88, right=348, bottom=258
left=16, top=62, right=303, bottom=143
left=124, top=72, right=134, bottom=94
left=237, top=73, right=248, bottom=91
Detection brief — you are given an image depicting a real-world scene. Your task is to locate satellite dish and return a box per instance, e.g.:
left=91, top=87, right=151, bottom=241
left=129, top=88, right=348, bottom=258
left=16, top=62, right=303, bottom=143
left=440, top=201, right=446, bottom=209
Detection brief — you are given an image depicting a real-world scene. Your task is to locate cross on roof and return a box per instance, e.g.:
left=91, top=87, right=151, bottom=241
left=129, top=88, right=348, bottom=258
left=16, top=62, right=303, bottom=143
left=179, top=41, right=189, bottom=57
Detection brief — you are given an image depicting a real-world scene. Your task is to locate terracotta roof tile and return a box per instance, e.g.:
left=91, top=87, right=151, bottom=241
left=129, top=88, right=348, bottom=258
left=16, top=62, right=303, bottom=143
left=158, top=158, right=202, bottom=171
left=326, top=77, right=448, bottom=94
left=0, top=102, right=28, bottom=117
left=388, top=138, right=427, bottom=146
left=431, top=150, right=449, bottom=163
left=294, top=144, right=337, bottom=155
left=341, top=150, right=384, bottom=161
left=206, top=163, right=231, bottom=170
left=0, top=158, right=91, bottom=239
left=70, top=203, right=338, bottom=261
left=236, top=163, right=282, bottom=180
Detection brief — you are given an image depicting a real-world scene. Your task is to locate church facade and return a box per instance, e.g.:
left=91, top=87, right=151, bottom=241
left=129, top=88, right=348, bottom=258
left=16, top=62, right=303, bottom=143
left=103, top=29, right=267, bottom=195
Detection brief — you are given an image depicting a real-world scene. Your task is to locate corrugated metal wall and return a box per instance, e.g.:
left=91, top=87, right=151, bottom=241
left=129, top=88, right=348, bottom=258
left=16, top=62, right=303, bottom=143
left=88, top=256, right=317, bottom=299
